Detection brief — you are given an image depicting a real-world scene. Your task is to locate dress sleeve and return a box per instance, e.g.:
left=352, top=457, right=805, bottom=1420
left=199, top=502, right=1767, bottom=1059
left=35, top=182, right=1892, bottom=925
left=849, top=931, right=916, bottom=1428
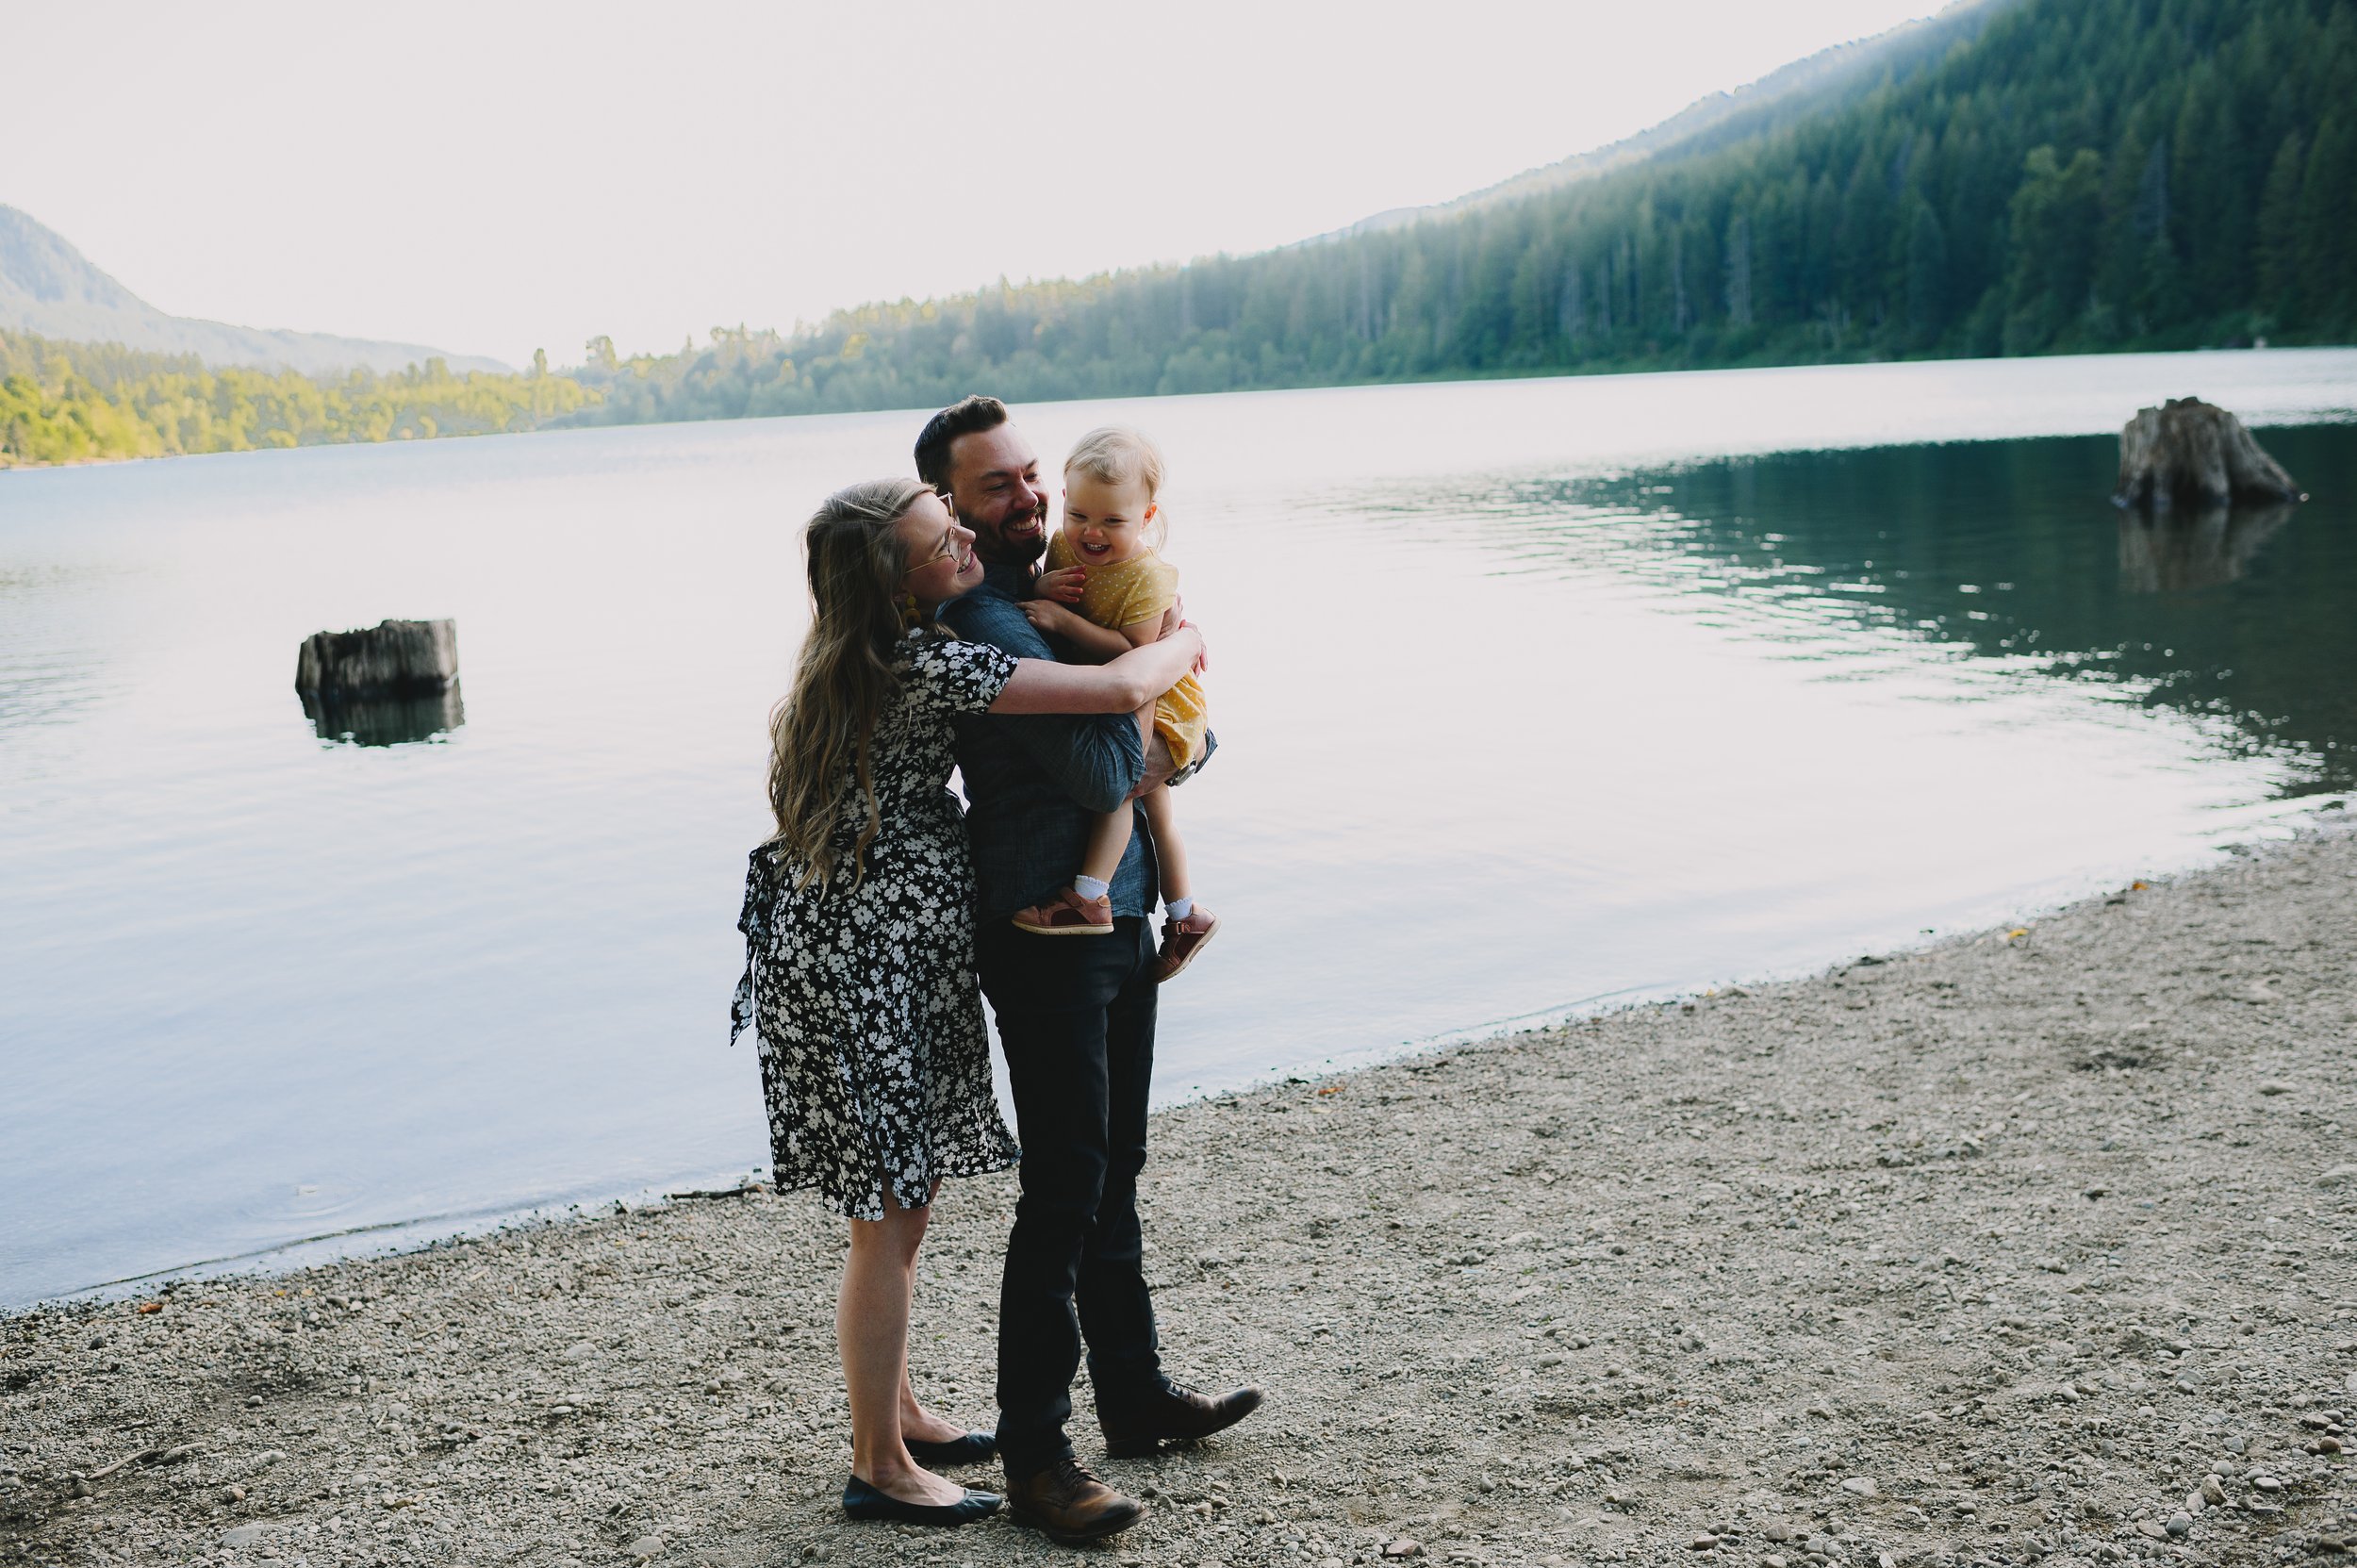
left=902, top=632, right=1017, bottom=717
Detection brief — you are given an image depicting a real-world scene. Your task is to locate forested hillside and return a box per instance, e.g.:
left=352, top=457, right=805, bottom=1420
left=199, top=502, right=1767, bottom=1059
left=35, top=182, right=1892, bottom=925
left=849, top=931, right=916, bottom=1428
left=0, top=333, right=591, bottom=468
left=7, top=0, right=2349, bottom=470
left=560, top=0, right=2354, bottom=424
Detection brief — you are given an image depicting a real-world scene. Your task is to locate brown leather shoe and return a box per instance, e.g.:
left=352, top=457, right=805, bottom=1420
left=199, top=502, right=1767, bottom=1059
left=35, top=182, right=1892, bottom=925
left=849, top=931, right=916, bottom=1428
left=1005, top=1455, right=1146, bottom=1544
left=1099, top=1380, right=1264, bottom=1459
left=1152, top=905, right=1220, bottom=982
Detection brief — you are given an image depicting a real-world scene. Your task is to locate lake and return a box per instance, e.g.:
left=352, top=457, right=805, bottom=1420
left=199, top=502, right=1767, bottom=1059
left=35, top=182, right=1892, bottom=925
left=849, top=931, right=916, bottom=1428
left=4, top=350, right=2354, bottom=1308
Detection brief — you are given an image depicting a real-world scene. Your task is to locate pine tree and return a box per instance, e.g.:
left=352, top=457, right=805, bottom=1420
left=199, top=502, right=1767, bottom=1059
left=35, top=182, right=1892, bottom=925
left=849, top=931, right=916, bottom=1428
left=2254, top=129, right=2307, bottom=322
left=1905, top=202, right=1950, bottom=348
left=2295, top=113, right=2354, bottom=331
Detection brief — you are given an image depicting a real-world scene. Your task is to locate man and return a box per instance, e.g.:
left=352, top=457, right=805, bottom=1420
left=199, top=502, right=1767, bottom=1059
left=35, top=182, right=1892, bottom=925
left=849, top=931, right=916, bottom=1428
left=916, top=396, right=1260, bottom=1544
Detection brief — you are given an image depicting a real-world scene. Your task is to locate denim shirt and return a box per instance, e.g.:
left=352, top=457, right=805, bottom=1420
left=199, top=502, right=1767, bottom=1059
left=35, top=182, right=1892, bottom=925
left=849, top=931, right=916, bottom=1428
left=940, top=562, right=1155, bottom=920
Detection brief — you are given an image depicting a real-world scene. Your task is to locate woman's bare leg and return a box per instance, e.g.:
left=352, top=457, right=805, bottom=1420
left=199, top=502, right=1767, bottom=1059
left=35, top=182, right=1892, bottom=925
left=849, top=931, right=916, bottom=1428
left=898, top=1377, right=966, bottom=1444
left=841, top=1181, right=965, bottom=1504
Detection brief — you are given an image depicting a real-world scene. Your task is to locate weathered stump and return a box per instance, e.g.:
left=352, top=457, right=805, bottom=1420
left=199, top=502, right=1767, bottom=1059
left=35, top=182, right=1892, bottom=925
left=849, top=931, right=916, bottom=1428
left=294, top=619, right=458, bottom=700
left=2113, top=397, right=2303, bottom=511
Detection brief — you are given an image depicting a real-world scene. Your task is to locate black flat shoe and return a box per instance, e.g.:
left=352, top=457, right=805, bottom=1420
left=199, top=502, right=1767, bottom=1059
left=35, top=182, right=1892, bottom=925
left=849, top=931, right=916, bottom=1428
left=905, top=1429, right=997, bottom=1466
left=841, top=1475, right=1002, bottom=1526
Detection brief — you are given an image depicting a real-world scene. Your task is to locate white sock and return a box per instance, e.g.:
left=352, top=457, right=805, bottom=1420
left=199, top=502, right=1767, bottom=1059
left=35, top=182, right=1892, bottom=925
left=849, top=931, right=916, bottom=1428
left=1072, top=875, right=1111, bottom=902
left=1164, top=896, right=1195, bottom=923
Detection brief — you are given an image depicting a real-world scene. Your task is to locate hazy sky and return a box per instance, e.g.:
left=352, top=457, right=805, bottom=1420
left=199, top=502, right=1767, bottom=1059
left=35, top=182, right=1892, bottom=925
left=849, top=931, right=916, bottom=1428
left=9, top=1, right=1943, bottom=367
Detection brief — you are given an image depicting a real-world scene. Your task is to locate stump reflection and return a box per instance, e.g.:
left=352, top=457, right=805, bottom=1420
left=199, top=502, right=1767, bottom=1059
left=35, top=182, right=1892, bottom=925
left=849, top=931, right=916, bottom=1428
left=301, top=683, right=466, bottom=746
left=2116, top=503, right=2295, bottom=594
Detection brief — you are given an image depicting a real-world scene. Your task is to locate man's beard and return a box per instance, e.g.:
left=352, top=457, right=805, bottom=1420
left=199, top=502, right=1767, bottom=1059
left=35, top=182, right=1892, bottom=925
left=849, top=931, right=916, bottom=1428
left=973, top=504, right=1047, bottom=569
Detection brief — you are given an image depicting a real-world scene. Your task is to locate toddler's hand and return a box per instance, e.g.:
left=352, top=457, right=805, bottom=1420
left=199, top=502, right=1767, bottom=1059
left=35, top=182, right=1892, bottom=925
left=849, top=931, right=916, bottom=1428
left=1020, top=600, right=1072, bottom=635
left=1035, top=566, right=1087, bottom=603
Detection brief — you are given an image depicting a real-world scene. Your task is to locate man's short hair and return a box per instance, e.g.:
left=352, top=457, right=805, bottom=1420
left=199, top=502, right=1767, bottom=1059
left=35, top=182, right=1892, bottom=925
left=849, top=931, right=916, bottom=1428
left=915, top=395, right=1010, bottom=492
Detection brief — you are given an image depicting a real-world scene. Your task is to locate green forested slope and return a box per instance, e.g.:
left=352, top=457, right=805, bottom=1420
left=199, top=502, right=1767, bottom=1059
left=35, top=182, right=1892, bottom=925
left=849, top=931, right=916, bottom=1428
left=0, top=334, right=592, bottom=468
left=563, top=0, right=2355, bottom=423
left=8, top=0, right=2349, bottom=470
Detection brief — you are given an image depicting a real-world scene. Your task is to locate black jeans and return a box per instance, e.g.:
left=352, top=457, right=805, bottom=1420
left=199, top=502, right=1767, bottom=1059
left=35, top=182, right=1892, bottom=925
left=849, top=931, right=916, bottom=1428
left=978, top=916, right=1168, bottom=1478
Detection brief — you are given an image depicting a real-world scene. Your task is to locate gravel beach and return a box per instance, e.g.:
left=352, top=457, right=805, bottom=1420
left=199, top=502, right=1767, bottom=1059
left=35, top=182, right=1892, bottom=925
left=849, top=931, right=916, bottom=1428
left=6, top=828, right=2354, bottom=1568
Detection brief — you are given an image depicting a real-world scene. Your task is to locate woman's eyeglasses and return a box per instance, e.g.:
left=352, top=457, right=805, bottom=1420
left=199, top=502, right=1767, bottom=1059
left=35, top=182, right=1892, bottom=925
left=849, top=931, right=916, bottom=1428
left=901, top=524, right=959, bottom=575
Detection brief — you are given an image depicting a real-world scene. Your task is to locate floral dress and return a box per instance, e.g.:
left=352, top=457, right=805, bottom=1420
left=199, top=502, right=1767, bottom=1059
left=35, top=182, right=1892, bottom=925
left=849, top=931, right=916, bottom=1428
left=731, top=630, right=1021, bottom=1218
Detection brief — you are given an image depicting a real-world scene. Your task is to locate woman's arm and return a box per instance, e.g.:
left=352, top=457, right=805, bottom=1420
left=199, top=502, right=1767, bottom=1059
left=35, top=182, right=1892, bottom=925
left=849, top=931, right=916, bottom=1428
left=988, top=626, right=1204, bottom=716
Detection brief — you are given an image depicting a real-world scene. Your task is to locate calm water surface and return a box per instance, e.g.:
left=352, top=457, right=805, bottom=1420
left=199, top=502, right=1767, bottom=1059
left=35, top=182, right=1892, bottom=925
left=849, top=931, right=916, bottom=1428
left=5, top=351, right=2355, bottom=1306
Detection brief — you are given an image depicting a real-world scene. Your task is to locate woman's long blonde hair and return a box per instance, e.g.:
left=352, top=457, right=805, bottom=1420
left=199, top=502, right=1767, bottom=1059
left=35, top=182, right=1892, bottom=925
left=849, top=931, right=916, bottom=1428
left=765, top=477, right=931, bottom=894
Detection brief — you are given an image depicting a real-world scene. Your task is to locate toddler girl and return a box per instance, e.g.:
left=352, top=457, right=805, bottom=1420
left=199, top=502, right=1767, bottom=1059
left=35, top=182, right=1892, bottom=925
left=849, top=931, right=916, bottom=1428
left=1012, top=425, right=1217, bottom=980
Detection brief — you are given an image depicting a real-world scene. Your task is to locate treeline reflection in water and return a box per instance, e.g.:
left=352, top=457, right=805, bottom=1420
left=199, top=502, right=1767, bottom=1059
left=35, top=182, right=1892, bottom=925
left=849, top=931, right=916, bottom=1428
left=1376, top=424, right=2356, bottom=800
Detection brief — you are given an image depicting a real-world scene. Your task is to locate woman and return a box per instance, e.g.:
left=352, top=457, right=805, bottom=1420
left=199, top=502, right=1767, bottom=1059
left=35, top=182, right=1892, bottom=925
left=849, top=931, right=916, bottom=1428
left=731, top=478, right=1203, bottom=1527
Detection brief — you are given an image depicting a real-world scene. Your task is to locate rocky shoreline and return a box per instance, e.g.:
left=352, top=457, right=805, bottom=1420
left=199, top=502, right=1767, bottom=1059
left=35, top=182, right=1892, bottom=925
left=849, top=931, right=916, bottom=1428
left=6, top=829, right=2354, bottom=1568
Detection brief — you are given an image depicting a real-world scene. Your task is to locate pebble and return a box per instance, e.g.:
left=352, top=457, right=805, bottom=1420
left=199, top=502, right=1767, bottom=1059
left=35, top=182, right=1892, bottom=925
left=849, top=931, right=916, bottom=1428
left=2137, top=1519, right=2169, bottom=1540
left=1380, top=1542, right=1423, bottom=1560
left=626, top=1536, right=664, bottom=1560
left=221, top=1484, right=245, bottom=1503
left=2166, top=1512, right=2193, bottom=1537
left=2253, top=1475, right=2283, bottom=1493
left=222, top=1525, right=270, bottom=1548
left=2225, top=1435, right=2249, bottom=1454
left=1839, top=1476, right=1878, bottom=1498
left=2201, top=1476, right=2229, bottom=1506
left=1688, top=1534, right=1718, bottom=1551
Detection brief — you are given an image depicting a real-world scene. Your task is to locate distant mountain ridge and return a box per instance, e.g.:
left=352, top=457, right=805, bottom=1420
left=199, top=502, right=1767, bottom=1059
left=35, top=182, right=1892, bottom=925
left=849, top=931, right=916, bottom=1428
left=0, top=206, right=504, bottom=376
left=1326, top=0, right=2020, bottom=240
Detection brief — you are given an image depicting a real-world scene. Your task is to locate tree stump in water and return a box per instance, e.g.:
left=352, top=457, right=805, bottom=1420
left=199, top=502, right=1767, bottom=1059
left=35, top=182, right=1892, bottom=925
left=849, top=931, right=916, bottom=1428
left=2113, top=397, right=2303, bottom=510
left=294, top=619, right=458, bottom=700
left=2116, top=501, right=2296, bottom=594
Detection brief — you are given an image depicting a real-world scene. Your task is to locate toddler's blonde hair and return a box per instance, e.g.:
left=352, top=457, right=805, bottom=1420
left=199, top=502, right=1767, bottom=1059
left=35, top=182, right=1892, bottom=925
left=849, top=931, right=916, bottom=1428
left=1063, top=425, right=1168, bottom=549
left=1063, top=424, right=1164, bottom=498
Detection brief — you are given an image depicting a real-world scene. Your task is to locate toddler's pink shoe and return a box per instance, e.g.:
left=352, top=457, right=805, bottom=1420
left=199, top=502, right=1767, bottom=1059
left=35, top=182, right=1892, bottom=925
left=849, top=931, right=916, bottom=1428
left=1012, top=887, right=1114, bottom=936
